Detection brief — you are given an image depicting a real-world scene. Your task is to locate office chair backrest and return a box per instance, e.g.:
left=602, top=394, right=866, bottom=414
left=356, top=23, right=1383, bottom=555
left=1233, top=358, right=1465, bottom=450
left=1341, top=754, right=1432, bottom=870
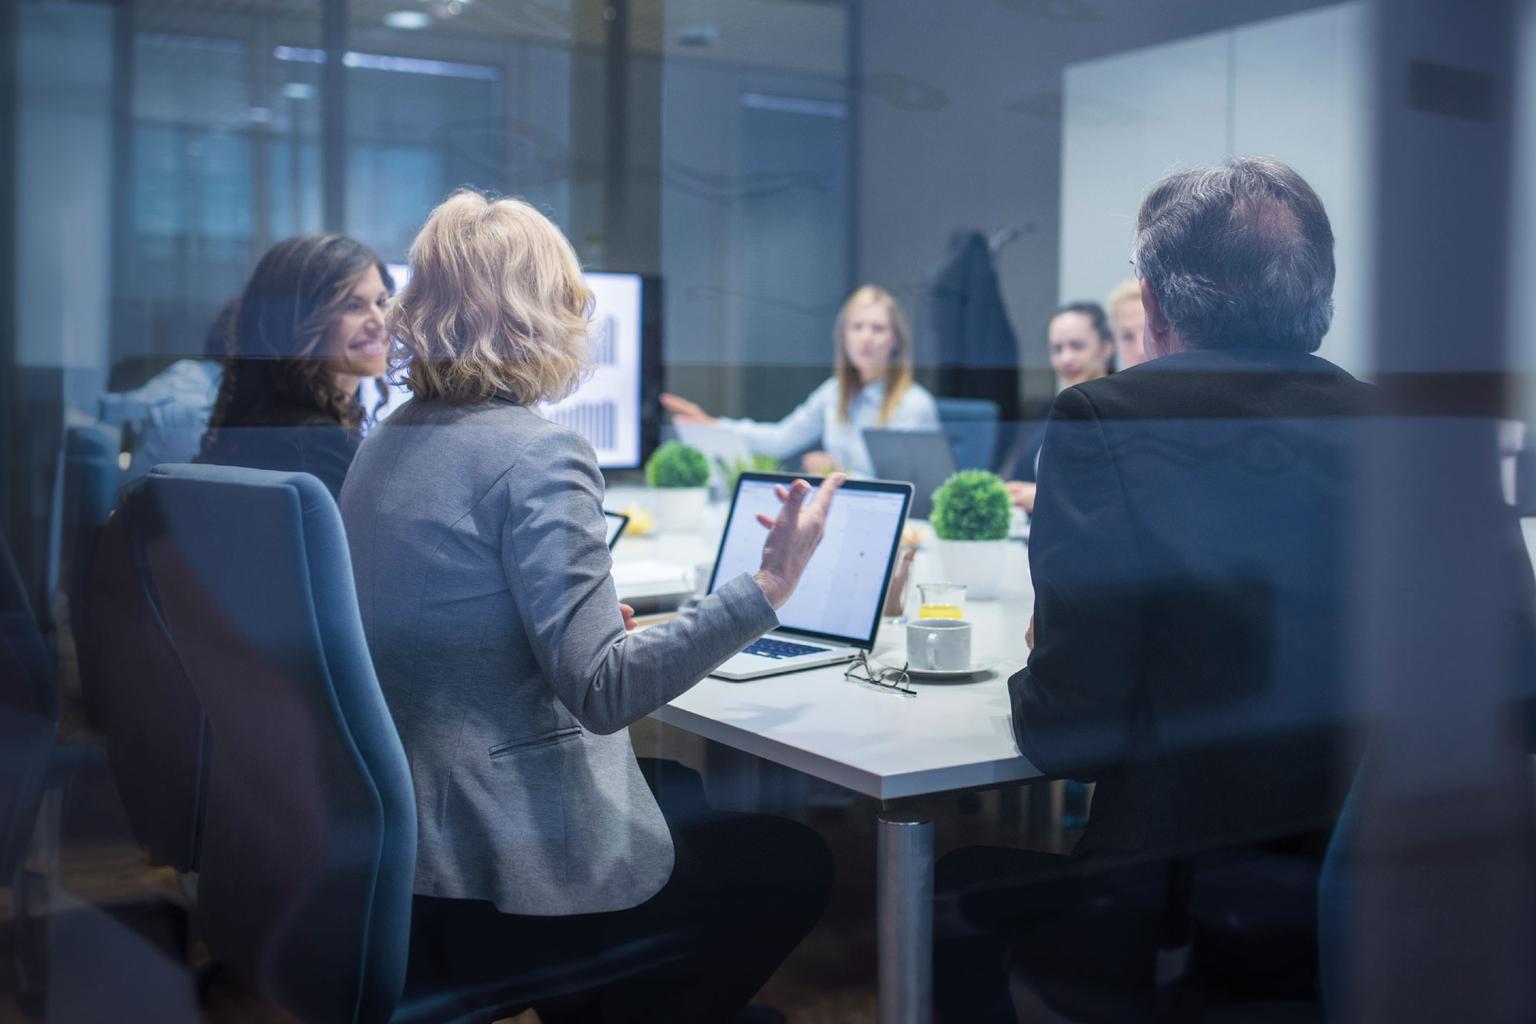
left=0, top=527, right=58, bottom=882
left=62, top=421, right=122, bottom=611
left=143, top=464, right=416, bottom=1024
left=934, top=396, right=1001, bottom=471
left=77, top=483, right=208, bottom=872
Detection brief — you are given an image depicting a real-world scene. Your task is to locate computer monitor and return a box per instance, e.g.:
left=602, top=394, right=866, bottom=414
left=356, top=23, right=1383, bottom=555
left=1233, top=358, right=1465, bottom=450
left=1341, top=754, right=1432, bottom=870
left=542, top=272, right=661, bottom=469
left=371, top=267, right=662, bottom=470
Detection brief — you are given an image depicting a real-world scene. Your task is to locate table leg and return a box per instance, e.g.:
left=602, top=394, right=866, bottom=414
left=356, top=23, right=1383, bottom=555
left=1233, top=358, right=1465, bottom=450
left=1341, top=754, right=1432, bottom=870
left=877, top=813, right=934, bottom=1024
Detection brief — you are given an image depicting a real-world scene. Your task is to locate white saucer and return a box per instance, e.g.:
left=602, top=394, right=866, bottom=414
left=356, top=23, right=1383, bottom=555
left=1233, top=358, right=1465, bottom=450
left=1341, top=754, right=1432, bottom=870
left=875, top=654, right=998, bottom=680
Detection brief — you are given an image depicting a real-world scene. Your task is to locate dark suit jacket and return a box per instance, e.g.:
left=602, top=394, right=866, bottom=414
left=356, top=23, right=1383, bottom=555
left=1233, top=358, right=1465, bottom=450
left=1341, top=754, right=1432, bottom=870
left=197, top=403, right=359, bottom=499
left=923, top=231, right=1022, bottom=425
left=1010, top=347, right=1373, bottom=856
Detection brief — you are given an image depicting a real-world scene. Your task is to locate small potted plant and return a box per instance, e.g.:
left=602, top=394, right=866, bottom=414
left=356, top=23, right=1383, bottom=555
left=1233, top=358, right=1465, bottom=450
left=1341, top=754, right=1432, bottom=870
left=929, top=469, right=1012, bottom=600
left=644, top=441, right=711, bottom=531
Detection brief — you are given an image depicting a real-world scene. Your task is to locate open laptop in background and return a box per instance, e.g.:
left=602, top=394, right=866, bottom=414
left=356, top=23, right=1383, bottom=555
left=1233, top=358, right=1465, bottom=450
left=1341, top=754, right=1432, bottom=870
left=862, top=429, right=957, bottom=520
left=708, top=473, right=913, bottom=681
left=673, top=421, right=758, bottom=483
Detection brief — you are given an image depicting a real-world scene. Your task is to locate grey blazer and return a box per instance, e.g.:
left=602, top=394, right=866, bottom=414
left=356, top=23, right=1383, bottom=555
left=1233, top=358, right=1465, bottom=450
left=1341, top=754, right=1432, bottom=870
left=339, top=397, right=777, bottom=916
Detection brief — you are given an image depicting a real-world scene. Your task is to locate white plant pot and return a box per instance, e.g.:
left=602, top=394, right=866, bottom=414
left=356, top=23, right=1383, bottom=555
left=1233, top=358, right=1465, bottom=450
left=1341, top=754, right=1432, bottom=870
left=934, top=538, right=1009, bottom=600
left=649, top=487, right=709, bottom=532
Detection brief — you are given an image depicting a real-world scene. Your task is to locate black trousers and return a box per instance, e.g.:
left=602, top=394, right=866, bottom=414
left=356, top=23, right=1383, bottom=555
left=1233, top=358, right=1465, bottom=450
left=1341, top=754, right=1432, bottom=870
left=407, top=760, right=833, bottom=1023
left=934, top=843, right=1324, bottom=1023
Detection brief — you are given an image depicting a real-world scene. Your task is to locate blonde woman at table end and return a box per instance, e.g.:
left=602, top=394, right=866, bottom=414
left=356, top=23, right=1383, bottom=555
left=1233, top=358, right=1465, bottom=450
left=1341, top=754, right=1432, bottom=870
left=340, top=189, right=844, bottom=1023
left=661, top=284, right=940, bottom=476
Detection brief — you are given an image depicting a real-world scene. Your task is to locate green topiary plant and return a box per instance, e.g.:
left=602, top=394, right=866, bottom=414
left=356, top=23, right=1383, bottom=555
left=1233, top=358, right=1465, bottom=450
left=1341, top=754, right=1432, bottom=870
left=645, top=441, right=710, bottom=489
left=717, top=453, right=781, bottom=493
left=930, top=470, right=1011, bottom=541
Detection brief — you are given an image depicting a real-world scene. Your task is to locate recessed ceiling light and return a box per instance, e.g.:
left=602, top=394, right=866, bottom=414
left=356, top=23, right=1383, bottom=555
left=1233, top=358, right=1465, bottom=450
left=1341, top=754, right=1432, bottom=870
left=281, top=82, right=315, bottom=100
left=384, top=10, right=431, bottom=29
left=677, top=22, right=718, bottom=47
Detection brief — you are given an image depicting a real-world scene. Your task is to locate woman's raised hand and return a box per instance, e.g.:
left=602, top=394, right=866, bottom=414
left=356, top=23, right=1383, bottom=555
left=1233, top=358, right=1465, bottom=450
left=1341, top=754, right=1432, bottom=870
left=659, top=392, right=717, bottom=425
left=751, top=474, right=846, bottom=609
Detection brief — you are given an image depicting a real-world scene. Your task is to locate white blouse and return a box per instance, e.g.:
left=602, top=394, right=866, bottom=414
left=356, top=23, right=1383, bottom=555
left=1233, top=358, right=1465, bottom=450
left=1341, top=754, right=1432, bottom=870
left=718, top=377, right=941, bottom=477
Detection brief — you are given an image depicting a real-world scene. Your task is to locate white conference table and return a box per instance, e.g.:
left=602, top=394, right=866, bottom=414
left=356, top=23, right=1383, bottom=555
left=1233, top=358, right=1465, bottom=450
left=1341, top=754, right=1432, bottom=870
left=608, top=490, right=1042, bottom=1024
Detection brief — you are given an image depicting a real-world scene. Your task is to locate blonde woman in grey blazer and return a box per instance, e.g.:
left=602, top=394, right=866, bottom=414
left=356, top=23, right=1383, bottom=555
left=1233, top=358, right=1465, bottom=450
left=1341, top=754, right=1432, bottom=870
left=339, top=190, right=841, bottom=1022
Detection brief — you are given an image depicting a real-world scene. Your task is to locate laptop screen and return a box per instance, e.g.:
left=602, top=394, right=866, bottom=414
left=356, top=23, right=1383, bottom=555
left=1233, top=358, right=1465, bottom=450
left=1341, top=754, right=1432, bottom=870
left=708, top=474, right=912, bottom=648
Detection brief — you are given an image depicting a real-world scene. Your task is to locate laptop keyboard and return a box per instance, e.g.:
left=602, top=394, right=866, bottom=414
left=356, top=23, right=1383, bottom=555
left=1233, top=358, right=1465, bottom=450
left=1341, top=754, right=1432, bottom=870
left=744, top=637, right=828, bottom=660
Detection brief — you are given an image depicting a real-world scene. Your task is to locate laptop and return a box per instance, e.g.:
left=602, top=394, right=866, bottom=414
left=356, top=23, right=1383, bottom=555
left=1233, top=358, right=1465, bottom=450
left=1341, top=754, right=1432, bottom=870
left=673, top=421, right=758, bottom=482
left=862, top=429, right=958, bottom=520
left=708, top=473, right=913, bottom=681
left=603, top=510, right=630, bottom=549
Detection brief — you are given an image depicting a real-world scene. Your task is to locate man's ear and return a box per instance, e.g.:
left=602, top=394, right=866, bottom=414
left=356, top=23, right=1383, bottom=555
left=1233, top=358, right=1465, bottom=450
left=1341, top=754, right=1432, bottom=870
left=1140, top=278, right=1178, bottom=356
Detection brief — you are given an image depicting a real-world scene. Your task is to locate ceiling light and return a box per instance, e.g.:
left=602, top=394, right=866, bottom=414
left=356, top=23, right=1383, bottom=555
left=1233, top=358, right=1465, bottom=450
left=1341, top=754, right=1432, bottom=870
left=384, top=10, right=431, bottom=29
left=677, top=23, right=719, bottom=47
left=281, top=82, right=315, bottom=100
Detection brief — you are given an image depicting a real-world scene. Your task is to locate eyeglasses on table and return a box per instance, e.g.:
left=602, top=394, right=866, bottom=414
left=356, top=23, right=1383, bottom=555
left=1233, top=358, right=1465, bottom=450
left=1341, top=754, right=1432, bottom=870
left=843, top=651, right=916, bottom=697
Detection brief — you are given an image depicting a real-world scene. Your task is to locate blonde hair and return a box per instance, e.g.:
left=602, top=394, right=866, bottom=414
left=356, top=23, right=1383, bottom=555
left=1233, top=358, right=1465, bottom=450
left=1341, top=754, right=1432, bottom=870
left=1106, top=277, right=1142, bottom=318
left=834, top=285, right=914, bottom=425
left=389, top=190, right=593, bottom=406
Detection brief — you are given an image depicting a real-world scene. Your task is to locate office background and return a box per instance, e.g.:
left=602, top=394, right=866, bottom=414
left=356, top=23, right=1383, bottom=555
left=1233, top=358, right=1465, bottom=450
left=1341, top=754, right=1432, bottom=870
left=7, top=1, right=1536, bottom=1019
left=5, top=0, right=1410, bottom=587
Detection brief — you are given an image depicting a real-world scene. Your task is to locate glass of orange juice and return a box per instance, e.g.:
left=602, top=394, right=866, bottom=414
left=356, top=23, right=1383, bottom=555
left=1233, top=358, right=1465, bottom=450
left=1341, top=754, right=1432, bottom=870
left=916, top=583, right=966, bottom=620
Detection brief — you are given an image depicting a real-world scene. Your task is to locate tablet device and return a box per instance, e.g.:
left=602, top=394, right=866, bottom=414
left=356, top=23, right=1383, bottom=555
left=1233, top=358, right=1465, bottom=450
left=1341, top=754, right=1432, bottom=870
left=603, top=510, right=630, bottom=549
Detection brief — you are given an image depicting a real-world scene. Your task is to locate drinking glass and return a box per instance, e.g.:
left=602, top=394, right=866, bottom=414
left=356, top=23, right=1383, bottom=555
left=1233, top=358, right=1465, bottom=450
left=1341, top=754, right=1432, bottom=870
left=916, top=582, right=966, bottom=620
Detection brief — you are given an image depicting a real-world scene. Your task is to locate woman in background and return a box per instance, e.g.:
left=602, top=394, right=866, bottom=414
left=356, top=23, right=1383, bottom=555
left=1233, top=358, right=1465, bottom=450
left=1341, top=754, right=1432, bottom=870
left=1004, top=301, right=1115, bottom=513
left=197, top=234, right=393, bottom=498
left=1106, top=277, right=1148, bottom=370
left=661, top=284, right=940, bottom=476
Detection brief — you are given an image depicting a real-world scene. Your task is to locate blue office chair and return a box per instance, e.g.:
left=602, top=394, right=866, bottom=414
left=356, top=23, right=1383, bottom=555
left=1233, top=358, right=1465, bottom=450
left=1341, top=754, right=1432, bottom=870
left=35, top=420, right=123, bottom=657
left=77, top=482, right=208, bottom=872
left=142, top=465, right=694, bottom=1023
left=0, top=527, right=58, bottom=888
left=935, top=396, right=1001, bottom=471
left=62, top=421, right=122, bottom=590
left=0, top=526, right=60, bottom=1001
left=8, top=513, right=195, bottom=1006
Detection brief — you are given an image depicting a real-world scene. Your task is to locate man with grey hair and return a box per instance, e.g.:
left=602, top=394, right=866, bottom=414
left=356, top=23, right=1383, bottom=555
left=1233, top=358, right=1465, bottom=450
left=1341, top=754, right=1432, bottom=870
left=937, top=158, right=1372, bottom=1019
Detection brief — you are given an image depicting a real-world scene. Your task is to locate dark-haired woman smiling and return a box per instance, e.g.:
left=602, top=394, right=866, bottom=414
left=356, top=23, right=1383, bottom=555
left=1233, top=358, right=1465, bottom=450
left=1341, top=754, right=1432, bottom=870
left=197, top=234, right=393, bottom=497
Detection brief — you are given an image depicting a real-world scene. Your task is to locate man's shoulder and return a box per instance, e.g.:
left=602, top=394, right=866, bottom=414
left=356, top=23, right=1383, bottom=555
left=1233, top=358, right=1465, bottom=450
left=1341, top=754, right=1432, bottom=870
left=1069, top=348, right=1370, bottom=422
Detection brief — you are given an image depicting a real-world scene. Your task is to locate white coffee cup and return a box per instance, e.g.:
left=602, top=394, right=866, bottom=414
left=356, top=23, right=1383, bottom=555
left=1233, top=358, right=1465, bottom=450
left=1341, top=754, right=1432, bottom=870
left=906, top=619, right=972, bottom=672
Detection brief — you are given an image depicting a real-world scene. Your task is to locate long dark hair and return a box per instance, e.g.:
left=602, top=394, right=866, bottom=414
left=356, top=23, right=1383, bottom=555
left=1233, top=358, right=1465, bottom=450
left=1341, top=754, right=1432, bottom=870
left=201, top=235, right=392, bottom=453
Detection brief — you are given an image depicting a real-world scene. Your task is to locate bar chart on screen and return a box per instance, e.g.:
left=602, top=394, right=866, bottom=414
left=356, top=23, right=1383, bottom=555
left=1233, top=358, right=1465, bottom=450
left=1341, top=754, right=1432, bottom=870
left=549, top=401, right=617, bottom=451
left=540, top=273, right=645, bottom=467
left=590, top=316, right=618, bottom=366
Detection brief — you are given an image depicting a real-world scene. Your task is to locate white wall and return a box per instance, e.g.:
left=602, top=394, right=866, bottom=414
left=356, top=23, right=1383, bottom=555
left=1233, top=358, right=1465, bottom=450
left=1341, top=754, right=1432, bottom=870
left=661, top=61, right=850, bottom=369
left=856, top=0, right=1348, bottom=393
left=1060, top=3, right=1371, bottom=374
left=1059, top=32, right=1230, bottom=302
